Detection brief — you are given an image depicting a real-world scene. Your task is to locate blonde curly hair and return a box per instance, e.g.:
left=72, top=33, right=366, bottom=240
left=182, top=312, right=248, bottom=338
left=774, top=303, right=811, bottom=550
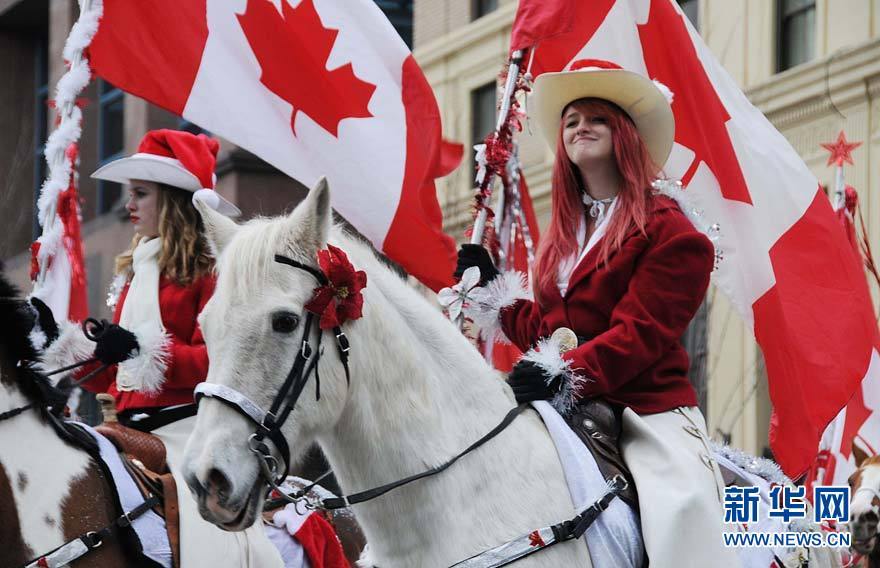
left=115, top=184, right=214, bottom=285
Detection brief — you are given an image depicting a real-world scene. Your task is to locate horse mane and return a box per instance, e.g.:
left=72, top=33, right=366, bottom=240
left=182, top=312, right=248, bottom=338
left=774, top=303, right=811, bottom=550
left=219, top=217, right=408, bottom=300
left=0, top=266, right=70, bottom=414
left=217, top=215, right=492, bottom=384
left=0, top=266, right=39, bottom=364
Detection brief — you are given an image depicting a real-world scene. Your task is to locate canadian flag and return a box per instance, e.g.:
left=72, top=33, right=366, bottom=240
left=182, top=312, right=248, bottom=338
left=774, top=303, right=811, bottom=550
left=31, top=142, right=89, bottom=325
left=88, top=0, right=456, bottom=290
left=512, top=0, right=880, bottom=477
left=805, top=186, right=880, bottom=491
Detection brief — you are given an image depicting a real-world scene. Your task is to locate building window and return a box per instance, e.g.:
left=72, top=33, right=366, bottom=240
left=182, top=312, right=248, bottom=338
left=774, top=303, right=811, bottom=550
left=472, top=0, right=498, bottom=21
left=471, top=82, right=497, bottom=175
left=777, top=0, right=815, bottom=72
left=97, top=79, right=124, bottom=214
left=375, top=0, right=413, bottom=48
left=33, top=35, right=49, bottom=239
left=677, top=0, right=699, bottom=31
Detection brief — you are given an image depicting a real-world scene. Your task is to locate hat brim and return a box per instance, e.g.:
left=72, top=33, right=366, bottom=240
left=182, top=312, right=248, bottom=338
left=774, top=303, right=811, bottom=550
left=91, top=154, right=241, bottom=217
left=531, top=68, right=674, bottom=169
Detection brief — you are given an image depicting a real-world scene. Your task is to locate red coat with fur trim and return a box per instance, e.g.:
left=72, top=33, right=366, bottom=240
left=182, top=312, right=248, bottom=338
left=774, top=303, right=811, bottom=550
left=500, top=195, right=713, bottom=415
left=80, top=274, right=214, bottom=412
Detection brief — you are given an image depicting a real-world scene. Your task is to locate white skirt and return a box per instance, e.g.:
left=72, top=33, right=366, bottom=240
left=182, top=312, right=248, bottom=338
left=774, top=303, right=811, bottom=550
left=153, top=416, right=284, bottom=568
left=621, top=406, right=742, bottom=568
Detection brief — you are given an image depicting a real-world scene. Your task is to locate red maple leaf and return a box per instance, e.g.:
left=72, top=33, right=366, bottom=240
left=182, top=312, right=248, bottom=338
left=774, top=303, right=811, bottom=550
left=237, top=0, right=376, bottom=137
left=638, top=0, right=752, bottom=204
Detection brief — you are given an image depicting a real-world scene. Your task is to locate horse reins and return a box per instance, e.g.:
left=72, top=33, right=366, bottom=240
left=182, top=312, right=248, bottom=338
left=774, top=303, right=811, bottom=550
left=0, top=359, right=108, bottom=425
left=193, top=254, right=535, bottom=510
left=0, top=313, right=128, bottom=425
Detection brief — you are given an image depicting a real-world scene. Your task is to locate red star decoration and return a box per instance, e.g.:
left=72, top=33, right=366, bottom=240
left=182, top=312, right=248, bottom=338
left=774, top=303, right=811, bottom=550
left=821, top=131, right=862, bottom=167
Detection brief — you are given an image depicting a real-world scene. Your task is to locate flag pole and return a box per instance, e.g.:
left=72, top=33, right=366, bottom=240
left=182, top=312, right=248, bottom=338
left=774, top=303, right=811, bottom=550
left=833, top=161, right=845, bottom=211
left=469, top=49, right=524, bottom=245
left=32, top=0, right=102, bottom=304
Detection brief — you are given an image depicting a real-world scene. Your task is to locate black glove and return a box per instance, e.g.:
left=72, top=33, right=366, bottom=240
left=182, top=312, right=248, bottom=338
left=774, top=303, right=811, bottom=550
left=92, top=321, right=140, bottom=365
left=508, top=360, right=561, bottom=404
left=29, top=297, right=59, bottom=346
left=454, top=244, right=499, bottom=285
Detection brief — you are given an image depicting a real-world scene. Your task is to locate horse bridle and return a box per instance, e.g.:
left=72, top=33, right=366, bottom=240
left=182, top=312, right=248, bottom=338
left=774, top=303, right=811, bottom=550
left=194, top=254, right=351, bottom=488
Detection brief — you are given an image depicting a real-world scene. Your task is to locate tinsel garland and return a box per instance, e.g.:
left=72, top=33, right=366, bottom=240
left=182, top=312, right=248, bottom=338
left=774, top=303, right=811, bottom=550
left=32, top=0, right=102, bottom=292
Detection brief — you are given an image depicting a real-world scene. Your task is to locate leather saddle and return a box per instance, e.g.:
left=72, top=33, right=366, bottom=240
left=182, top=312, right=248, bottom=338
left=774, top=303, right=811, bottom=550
left=94, top=394, right=181, bottom=567
left=563, top=398, right=639, bottom=510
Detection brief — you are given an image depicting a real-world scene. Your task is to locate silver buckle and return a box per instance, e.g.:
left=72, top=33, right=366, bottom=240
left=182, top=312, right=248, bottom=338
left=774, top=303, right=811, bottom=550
left=335, top=331, right=350, bottom=353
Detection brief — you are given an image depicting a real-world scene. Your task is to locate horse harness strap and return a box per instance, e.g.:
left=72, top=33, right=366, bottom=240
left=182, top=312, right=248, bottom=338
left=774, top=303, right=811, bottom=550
left=448, top=475, right=627, bottom=568
left=194, top=253, right=351, bottom=485
left=320, top=404, right=529, bottom=510
left=0, top=401, right=38, bottom=422
left=362, top=475, right=627, bottom=568
left=20, top=494, right=160, bottom=568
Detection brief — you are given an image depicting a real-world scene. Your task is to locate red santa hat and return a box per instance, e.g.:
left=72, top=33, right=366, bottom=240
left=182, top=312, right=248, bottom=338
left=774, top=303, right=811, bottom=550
left=269, top=506, right=348, bottom=568
left=91, top=129, right=241, bottom=217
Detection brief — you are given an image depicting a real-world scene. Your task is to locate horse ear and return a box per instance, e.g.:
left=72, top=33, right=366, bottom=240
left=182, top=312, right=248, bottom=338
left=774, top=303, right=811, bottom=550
left=288, top=176, right=331, bottom=251
left=194, top=197, right=239, bottom=255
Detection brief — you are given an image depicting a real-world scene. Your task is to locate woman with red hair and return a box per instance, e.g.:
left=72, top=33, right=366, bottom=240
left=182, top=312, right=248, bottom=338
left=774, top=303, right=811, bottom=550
left=456, top=61, right=739, bottom=566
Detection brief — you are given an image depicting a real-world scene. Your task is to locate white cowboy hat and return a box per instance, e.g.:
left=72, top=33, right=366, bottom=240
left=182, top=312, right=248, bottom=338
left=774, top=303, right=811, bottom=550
left=531, top=59, right=675, bottom=168
left=91, top=129, right=241, bottom=217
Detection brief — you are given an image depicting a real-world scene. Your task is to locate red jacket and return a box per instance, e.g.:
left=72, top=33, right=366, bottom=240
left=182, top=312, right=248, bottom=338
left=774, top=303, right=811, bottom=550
left=80, top=274, right=215, bottom=412
left=500, top=195, right=713, bottom=415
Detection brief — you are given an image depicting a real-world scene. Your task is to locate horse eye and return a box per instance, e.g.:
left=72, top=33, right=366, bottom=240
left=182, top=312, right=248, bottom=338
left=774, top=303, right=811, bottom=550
left=272, top=312, right=299, bottom=333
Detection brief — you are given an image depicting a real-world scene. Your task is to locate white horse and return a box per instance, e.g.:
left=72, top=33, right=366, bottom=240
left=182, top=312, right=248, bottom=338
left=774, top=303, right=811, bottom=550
left=182, top=179, right=591, bottom=567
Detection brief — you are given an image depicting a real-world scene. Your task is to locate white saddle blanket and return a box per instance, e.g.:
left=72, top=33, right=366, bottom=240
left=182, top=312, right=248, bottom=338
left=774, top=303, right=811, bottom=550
left=531, top=401, right=644, bottom=568
left=80, top=420, right=314, bottom=568
left=79, top=423, right=174, bottom=567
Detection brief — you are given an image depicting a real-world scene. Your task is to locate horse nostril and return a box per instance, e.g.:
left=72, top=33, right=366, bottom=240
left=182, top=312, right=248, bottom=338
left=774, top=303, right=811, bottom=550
left=206, top=467, right=233, bottom=504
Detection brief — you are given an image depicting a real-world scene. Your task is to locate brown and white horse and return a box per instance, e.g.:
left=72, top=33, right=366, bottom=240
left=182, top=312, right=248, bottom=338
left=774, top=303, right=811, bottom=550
left=850, top=447, right=880, bottom=567
left=0, top=268, right=365, bottom=568
left=0, top=271, right=136, bottom=567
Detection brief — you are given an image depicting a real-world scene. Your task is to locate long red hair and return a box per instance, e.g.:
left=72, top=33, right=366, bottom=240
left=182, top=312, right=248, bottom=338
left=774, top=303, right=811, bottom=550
left=532, top=98, right=659, bottom=305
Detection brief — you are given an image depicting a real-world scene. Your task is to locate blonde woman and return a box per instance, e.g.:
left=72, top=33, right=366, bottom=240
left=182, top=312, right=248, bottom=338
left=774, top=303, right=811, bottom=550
left=43, top=129, right=238, bottom=427
left=39, top=130, right=299, bottom=567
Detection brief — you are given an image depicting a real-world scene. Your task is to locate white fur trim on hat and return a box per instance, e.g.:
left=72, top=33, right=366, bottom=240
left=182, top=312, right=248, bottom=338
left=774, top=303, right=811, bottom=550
left=37, top=320, right=95, bottom=383
left=464, top=270, right=531, bottom=344
left=521, top=335, right=589, bottom=416
left=531, top=66, right=675, bottom=168
left=117, top=326, right=171, bottom=396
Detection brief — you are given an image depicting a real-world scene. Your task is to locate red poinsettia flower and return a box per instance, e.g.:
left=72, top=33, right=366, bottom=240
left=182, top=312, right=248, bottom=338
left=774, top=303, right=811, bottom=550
left=304, top=244, right=367, bottom=329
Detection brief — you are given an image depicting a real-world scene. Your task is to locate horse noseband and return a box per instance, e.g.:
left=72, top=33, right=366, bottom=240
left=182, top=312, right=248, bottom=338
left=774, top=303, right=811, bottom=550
left=194, top=254, right=351, bottom=486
